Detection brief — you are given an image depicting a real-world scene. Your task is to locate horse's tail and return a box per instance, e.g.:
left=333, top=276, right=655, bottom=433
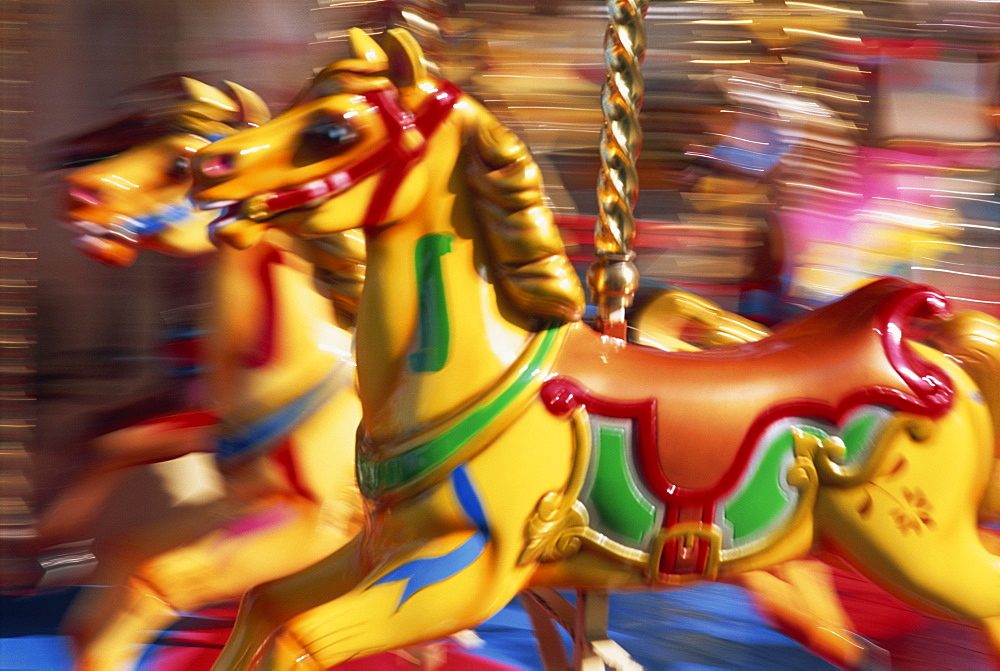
left=926, top=310, right=1000, bottom=522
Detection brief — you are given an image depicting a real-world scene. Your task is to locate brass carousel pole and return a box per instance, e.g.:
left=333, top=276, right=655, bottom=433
left=588, top=0, right=649, bottom=340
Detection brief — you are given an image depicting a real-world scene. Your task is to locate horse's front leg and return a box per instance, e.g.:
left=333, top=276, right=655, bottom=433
left=213, top=532, right=367, bottom=669
left=30, top=415, right=217, bottom=549
left=217, top=469, right=540, bottom=669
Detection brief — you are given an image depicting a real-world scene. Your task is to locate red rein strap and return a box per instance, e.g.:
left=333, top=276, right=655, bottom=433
left=252, top=82, right=462, bottom=227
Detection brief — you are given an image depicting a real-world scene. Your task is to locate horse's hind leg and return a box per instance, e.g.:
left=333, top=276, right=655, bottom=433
left=738, top=560, right=870, bottom=668
left=823, top=501, right=1000, bottom=658
left=816, top=385, right=1000, bottom=659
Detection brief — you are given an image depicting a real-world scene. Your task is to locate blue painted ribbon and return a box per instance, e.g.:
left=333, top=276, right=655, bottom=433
left=372, top=464, right=490, bottom=610
left=120, top=198, right=197, bottom=240
left=215, top=369, right=340, bottom=463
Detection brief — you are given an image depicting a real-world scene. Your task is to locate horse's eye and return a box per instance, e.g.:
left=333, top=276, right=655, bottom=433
left=304, top=117, right=359, bottom=149
left=294, top=115, right=361, bottom=167
left=166, top=155, right=190, bottom=182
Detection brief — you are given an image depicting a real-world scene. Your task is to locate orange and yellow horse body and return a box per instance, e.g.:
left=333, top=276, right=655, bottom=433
left=58, top=77, right=364, bottom=670
left=192, top=30, right=1000, bottom=669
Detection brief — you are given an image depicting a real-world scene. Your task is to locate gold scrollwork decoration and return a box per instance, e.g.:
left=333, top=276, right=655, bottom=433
left=520, top=405, right=651, bottom=568
left=718, top=428, right=822, bottom=574
left=520, top=406, right=592, bottom=565
left=812, top=414, right=935, bottom=487
left=521, top=493, right=588, bottom=564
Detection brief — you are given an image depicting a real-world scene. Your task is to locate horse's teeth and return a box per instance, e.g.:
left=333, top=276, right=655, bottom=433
left=73, top=234, right=102, bottom=250
left=64, top=219, right=105, bottom=235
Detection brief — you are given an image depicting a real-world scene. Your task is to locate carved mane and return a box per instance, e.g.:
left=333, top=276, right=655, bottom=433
left=46, top=75, right=267, bottom=169
left=466, top=115, right=585, bottom=324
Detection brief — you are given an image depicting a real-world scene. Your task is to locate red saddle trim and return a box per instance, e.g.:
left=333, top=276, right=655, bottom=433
left=540, top=378, right=712, bottom=575
left=545, top=278, right=954, bottom=505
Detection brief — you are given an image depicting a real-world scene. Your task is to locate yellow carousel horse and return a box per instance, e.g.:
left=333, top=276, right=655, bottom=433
left=57, top=77, right=365, bottom=670
left=193, top=29, right=1000, bottom=669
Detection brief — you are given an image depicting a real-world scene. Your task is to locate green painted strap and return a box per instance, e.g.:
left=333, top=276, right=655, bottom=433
left=841, top=410, right=883, bottom=462
left=721, top=411, right=886, bottom=544
left=722, top=426, right=826, bottom=543
left=588, top=424, right=658, bottom=545
left=358, top=326, right=561, bottom=500
left=409, top=233, right=453, bottom=373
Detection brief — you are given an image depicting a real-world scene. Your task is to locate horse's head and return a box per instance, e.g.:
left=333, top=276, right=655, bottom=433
left=60, top=77, right=270, bottom=266
left=195, top=28, right=584, bottom=323
left=192, top=28, right=451, bottom=249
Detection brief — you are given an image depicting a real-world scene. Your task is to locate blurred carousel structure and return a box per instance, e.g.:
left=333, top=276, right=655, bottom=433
left=3, top=1, right=999, bottom=670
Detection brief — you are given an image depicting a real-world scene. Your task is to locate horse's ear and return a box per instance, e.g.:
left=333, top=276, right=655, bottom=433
left=179, top=77, right=238, bottom=115
left=348, top=28, right=388, bottom=66
left=223, top=81, right=271, bottom=126
left=383, top=28, right=430, bottom=92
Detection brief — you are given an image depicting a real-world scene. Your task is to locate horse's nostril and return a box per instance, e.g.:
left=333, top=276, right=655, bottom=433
left=69, top=185, right=102, bottom=207
left=200, top=154, right=236, bottom=178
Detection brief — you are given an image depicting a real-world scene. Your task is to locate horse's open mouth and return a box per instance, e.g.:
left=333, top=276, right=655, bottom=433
left=205, top=201, right=241, bottom=230
left=201, top=200, right=259, bottom=241
left=206, top=192, right=326, bottom=236
left=68, top=223, right=139, bottom=267
left=65, top=217, right=108, bottom=238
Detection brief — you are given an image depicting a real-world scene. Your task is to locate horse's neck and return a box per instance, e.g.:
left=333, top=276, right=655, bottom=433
left=355, top=178, right=535, bottom=445
left=207, top=236, right=351, bottom=417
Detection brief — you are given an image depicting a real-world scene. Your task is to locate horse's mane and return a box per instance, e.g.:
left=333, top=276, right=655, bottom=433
left=466, top=114, right=585, bottom=324
left=45, top=75, right=251, bottom=170
left=305, top=230, right=367, bottom=324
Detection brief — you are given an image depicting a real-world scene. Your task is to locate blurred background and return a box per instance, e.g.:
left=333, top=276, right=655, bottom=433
left=2, top=0, right=998, bottom=616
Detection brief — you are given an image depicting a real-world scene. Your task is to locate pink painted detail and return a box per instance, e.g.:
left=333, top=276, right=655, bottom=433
left=218, top=500, right=298, bottom=540
left=200, top=153, right=235, bottom=178
left=68, top=185, right=102, bottom=206
left=244, top=246, right=281, bottom=368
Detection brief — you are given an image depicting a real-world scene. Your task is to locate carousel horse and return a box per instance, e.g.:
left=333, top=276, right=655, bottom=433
left=26, top=76, right=258, bottom=556
left=53, top=75, right=786, bottom=669
left=57, top=77, right=365, bottom=670
left=193, top=29, right=1000, bottom=669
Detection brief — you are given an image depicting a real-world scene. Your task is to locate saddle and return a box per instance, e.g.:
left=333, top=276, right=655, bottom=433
left=548, top=278, right=953, bottom=502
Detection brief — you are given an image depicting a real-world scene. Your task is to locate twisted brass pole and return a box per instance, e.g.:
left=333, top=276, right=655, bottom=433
left=588, top=0, right=649, bottom=339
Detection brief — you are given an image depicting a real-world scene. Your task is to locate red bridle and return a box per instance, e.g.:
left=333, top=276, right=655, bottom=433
left=242, top=81, right=462, bottom=229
